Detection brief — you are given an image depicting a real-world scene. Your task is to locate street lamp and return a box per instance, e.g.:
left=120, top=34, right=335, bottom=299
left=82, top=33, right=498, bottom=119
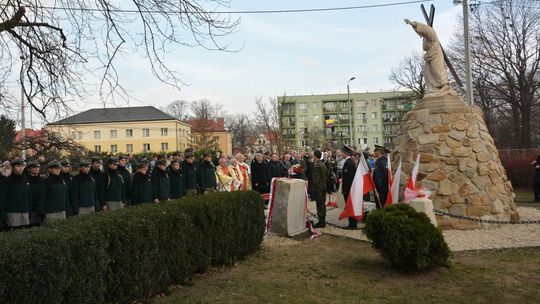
left=347, top=76, right=356, bottom=146
left=454, top=0, right=474, bottom=105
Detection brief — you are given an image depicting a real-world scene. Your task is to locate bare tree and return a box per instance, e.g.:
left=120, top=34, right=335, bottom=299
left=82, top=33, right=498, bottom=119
left=253, top=96, right=282, bottom=154
left=162, top=100, right=190, bottom=121
left=225, top=113, right=255, bottom=153
left=20, top=129, right=87, bottom=160
left=190, top=99, right=223, bottom=151
left=0, top=1, right=238, bottom=120
left=389, top=51, right=426, bottom=100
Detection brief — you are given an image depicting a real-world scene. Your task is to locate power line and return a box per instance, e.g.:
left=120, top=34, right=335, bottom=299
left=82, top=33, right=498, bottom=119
left=4, top=0, right=435, bottom=15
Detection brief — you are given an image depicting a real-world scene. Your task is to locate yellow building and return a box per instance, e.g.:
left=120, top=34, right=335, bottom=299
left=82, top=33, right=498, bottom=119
left=47, top=106, right=191, bottom=154
left=185, top=118, right=232, bottom=155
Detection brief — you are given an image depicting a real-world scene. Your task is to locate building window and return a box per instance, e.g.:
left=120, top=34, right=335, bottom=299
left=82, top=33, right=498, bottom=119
left=78, top=131, right=83, bottom=139
left=358, top=125, right=368, bottom=132
left=71, top=131, right=76, bottom=139
left=384, top=138, right=393, bottom=144
left=110, top=130, right=117, bottom=138
left=126, top=144, right=133, bottom=153
left=94, top=130, right=101, bottom=139
left=372, top=125, right=378, bottom=132
left=213, top=136, right=220, bottom=146
left=142, top=128, right=150, bottom=137
left=143, top=143, right=150, bottom=152
left=94, top=145, right=101, bottom=153
left=371, top=112, right=377, bottom=119
left=161, top=143, right=168, bottom=151
left=356, top=100, right=367, bottom=109
left=161, top=128, right=168, bottom=136
left=126, top=129, right=133, bottom=138
left=111, top=145, right=117, bottom=153
left=313, top=102, right=318, bottom=109
left=313, top=115, right=319, bottom=121
left=298, top=103, right=307, bottom=110
left=371, top=99, right=378, bottom=106
left=374, top=137, right=379, bottom=144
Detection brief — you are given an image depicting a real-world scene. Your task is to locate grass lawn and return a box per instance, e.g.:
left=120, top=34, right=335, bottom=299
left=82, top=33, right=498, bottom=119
left=153, top=235, right=540, bottom=304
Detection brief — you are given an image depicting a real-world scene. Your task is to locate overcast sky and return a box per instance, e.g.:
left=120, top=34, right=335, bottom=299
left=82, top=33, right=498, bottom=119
left=27, top=0, right=463, bottom=126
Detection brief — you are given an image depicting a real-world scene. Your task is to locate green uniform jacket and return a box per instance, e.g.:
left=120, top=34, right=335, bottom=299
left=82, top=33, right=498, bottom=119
left=44, top=174, right=69, bottom=214
left=90, top=168, right=104, bottom=211
left=198, top=161, right=217, bottom=190
left=181, top=161, right=198, bottom=191
left=118, top=165, right=132, bottom=202
left=131, top=172, right=152, bottom=205
left=3, top=173, right=31, bottom=215
left=73, top=173, right=98, bottom=211
left=103, top=169, right=125, bottom=203
left=168, top=168, right=185, bottom=199
left=62, top=173, right=76, bottom=216
left=28, top=175, right=45, bottom=215
left=0, top=176, right=5, bottom=222
left=313, top=160, right=328, bottom=196
left=152, top=169, right=171, bottom=201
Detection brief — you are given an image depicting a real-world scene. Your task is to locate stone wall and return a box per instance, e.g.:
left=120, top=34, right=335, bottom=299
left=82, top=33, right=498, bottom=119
left=392, top=95, right=518, bottom=229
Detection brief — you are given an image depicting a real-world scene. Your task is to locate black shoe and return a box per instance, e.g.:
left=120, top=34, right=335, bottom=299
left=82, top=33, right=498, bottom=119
left=314, top=221, right=326, bottom=228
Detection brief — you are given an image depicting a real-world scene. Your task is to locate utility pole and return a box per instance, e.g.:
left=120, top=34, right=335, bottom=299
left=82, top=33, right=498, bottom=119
left=20, top=55, right=26, bottom=161
left=347, top=77, right=356, bottom=146
left=455, top=0, right=474, bottom=104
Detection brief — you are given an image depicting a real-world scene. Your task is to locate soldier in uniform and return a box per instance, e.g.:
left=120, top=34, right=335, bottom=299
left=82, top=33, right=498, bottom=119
left=341, top=145, right=358, bottom=229
left=182, top=152, right=198, bottom=197
left=168, top=159, right=185, bottom=199
left=27, top=161, right=45, bottom=225
left=90, top=156, right=104, bottom=212
left=44, top=160, right=69, bottom=220
left=60, top=160, right=76, bottom=216
left=118, top=156, right=132, bottom=207
left=131, top=162, right=152, bottom=205
left=73, top=160, right=98, bottom=215
left=373, top=145, right=390, bottom=209
left=198, top=152, right=217, bottom=194
left=3, top=159, right=31, bottom=227
left=324, top=150, right=337, bottom=194
left=152, top=159, right=171, bottom=203
left=312, top=151, right=328, bottom=228
left=102, top=157, right=125, bottom=211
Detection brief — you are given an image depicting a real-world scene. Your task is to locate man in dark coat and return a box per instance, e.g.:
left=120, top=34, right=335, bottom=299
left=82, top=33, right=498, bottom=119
left=198, top=152, right=217, bottom=194
left=73, top=160, right=98, bottom=215
left=372, top=145, right=390, bottom=209
left=533, top=155, right=540, bottom=202
left=182, top=152, right=198, bottom=197
left=44, top=161, right=69, bottom=220
left=168, top=159, right=185, bottom=199
left=341, top=145, right=358, bottom=229
left=251, top=152, right=270, bottom=194
left=312, top=151, right=328, bottom=228
left=90, top=156, right=104, bottom=212
left=152, top=159, right=171, bottom=203
left=27, top=161, right=45, bottom=225
left=131, top=162, right=152, bottom=205
left=268, top=153, right=284, bottom=179
left=118, top=156, right=132, bottom=206
left=103, top=157, right=126, bottom=211
left=60, top=160, right=76, bottom=216
left=3, top=158, right=31, bottom=227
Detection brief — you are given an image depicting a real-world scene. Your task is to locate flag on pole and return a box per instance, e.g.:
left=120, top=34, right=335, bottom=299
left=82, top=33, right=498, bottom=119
left=385, top=154, right=393, bottom=206
left=404, top=154, right=420, bottom=203
left=386, top=158, right=402, bottom=206
left=339, top=154, right=374, bottom=221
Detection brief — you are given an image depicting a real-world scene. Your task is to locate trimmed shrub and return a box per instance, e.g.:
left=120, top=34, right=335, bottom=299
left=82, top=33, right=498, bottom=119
left=0, top=190, right=264, bottom=304
left=364, top=204, right=451, bottom=272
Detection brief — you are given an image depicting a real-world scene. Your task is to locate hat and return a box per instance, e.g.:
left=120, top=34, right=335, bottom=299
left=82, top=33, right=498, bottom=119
left=91, top=156, right=103, bottom=163
left=374, top=145, right=391, bottom=153
left=170, top=159, right=180, bottom=164
left=137, top=161, right=149, bottom=169
left=27, top=161, right=40, bottom=168
left=118, top=156, right=125, bottom=161
left=342, top=145, right=355, bottom=155
left=157, top=159, right=167, bottom=166
left=107, top=157, right=119, bottom=165
left=185, top=152, right=194, bottom=158
left=11, top=158, right=24, bottom=166
left=172, top=151, right=180, bottom=157
left=185, top=147, right=194, bottom=153
left=79, top=160, right=91, bottom=167
left=48, top=160, right=61, bottom=168
left=61, top=159, right=71, bottom=166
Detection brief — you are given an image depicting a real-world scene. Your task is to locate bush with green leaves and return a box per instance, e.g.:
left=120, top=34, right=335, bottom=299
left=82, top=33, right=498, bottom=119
left=0, top=190, right=265, bottom=304
left=364, top=203, right=451, bottom=272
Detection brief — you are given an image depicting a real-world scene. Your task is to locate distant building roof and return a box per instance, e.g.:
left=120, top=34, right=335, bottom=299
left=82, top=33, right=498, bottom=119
left=48, top=106, right=175, bottom=125
left=15, top=128, right=45, bottom=141
left=185, top=117, right=227, bottom=132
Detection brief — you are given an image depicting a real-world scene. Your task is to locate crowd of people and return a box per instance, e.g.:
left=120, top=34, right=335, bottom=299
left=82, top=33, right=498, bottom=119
left=0, top=145, right=393, bottom=230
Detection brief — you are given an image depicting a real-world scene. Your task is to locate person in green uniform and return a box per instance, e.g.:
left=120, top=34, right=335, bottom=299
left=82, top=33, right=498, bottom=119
left=60, top=159, right=76, bottom=216
left=152, top=159, right=171, bottom=203
left=182, top=152, right=198, bottom=197
left=103, top=157, right=125, bottom=211
left=44, top=160, right=69, bottom=220
left=27, top=161, right=45, bottom=225
left=168, top=159, right=185, bottom=199
left=90, top=156, right=104, bottom=212
left=73, top=160, right=98, bottom=215
left=131, top=162, right=152, bottom=205
left=312, top=150, right=328, bottom=228
left=198, top=152, right=217, bottom=194
left=118, top=156, right=132, bottom=206
left=3, top=158, right=31, bottom=227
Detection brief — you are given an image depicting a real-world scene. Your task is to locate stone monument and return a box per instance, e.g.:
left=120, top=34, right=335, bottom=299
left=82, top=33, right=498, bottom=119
left=391, top=20, right=519, bottom=229
left=268, top=178, right=308, bottom=236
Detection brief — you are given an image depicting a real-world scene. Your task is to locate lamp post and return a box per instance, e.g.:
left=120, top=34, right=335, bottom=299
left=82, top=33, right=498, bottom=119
left=20, top=55, right=26, bottom=161
left=454, top=0, right=474, bottom=105
left=347, top=76, right=356, bottom=146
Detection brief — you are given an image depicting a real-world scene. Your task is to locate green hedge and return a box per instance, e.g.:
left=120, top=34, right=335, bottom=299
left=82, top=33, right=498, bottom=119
left=0, top=190, right=265, bottom=304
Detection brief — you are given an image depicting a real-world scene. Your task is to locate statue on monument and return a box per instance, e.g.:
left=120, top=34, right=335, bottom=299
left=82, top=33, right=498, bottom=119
left=404, top=19, right=457, bottom=98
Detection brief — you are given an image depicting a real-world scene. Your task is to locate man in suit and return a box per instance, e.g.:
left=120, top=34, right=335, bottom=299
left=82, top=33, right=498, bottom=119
left=373, top=145, right=390, bottom=209
left=341, top=145, right=358, bottom=229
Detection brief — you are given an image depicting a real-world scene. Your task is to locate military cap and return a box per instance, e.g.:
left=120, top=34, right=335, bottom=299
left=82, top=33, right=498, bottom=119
left=172, top=151, right=180, bottom=157
left=157, top=159, right=167, bottom=166
left=185, top=152, right=194, bottom=158
left=137, top=161, right=149, bottom=169
left=342, top=145, right=355, bottom=155
left=27, top=161, right=40, bottom=168
left=61, top=159, right=71, bottom=166
left=48, top=160, right=61, bottom=168
left=374, top=145, right=391, bottom=153
left=91, top=156, right=103, bottom=163
left=170, top=159, right=180, bottom=164
left=202, top=152, right=211, bottom=158
left=79, top=160, right=91, bottom=167
left=11, top=158, right=24, bottom=166
left=107, top=157, right=119, bottom=165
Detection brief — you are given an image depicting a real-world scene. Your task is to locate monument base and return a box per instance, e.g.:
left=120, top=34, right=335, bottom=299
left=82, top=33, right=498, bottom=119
left=269, top=179, right=308, bottom=237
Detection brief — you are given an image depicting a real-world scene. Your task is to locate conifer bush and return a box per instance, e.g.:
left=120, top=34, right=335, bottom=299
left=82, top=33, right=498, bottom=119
left=364, top=204, right=451, bottom=272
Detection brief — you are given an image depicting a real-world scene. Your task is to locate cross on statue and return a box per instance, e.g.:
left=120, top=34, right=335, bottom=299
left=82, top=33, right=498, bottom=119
left=420, top=4, right=464, bottom=88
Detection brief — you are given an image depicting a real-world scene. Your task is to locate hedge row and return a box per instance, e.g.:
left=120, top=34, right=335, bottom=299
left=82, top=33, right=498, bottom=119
left=0, top=190, right=265, bottom=304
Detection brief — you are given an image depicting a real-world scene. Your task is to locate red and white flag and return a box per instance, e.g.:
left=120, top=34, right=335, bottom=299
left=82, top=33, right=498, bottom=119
left=404, top=154, right=420, bottom=203
left=339, top=154, right=374, bottom=221
left=386, top=157, right=402, bottom=207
